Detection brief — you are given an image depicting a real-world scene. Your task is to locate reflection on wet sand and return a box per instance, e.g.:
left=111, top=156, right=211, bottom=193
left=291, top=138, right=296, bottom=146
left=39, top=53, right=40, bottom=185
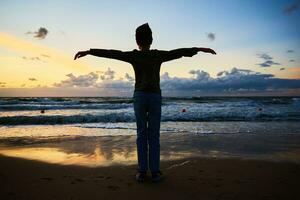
left=0, top=145, right=136, bottom=167
left=0, top=146, right=194, bottom=167
left=1, top=132, right=300, bottom=166
left=0, top=135, right=195, bottom=167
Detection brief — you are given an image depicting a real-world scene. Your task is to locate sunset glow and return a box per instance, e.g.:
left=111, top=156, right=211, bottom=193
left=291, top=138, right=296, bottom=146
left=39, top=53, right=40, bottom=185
left=0, top=0, right=299, bottom=96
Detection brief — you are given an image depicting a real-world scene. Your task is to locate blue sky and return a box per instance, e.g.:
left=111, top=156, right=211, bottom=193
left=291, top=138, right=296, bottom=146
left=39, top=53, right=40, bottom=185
left=0, top=0, right=299, bottom=96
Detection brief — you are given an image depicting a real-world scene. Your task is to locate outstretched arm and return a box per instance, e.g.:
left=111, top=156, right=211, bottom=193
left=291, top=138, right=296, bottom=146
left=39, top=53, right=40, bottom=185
left=160, top=47, right=216, bottom=62
left=74, top=49, right=133, bottom=63
left=197, top=47, right=216, bottom=55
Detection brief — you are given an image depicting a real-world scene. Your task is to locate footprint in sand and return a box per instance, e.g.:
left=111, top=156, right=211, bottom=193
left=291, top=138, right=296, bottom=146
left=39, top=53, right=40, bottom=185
left=235, top=179, right=246, bottom=184
left=8, top=192, right=15, bottom=196
left=188, top=177, right=197, bottom=181
left=75, top=178, right=84, bottom=182
left=291, top=169, right=298, bottom=174
left=41, top=177, right=53, bottom=181
left=213, top=184, right=222, bottom=188
left=96, top=176, right=112, bottom=180
left=107, top=185, right=120, bottom=191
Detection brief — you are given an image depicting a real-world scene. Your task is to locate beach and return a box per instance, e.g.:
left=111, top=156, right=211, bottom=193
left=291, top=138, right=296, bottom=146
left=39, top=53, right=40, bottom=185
left=1, top=97, right=300, bottom=199
left=1, top=153, right=300, bottom=200
left=1, top=132, right=300, bottom=200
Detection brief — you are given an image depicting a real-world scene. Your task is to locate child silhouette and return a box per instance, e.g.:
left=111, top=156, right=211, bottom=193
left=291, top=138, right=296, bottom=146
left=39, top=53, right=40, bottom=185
left=74, top=23, right=216, bottom=182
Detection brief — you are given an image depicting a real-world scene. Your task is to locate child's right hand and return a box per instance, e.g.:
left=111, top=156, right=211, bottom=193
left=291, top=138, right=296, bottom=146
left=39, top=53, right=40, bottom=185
left=198, top=48, right=217, bottom=55
left=74, top=50, right=89, bottom=60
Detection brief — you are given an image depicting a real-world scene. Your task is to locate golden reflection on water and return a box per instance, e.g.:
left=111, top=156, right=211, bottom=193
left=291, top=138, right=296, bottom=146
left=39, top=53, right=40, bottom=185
left=0, top=145, right=194, bottom=167
left=1, top=145, right=300, bottom=166
left=2, top=128, right=300, bottom=166
left=0, top=146, right=136, bottom=167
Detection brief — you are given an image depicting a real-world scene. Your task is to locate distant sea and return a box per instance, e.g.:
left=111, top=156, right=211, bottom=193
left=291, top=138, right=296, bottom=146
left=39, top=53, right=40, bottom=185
left=1, top=96, right=300, bottom=138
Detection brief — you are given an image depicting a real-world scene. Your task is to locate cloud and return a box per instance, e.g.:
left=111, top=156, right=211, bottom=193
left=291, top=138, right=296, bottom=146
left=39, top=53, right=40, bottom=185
left=54, top=68, right=300, bottom=94
left=256, top=53, right=280, bottom=67
left=22, top=56, right=41, bottom=61
left=124, top=73, right=134, bottom=82
left=283, top=3, right=298, bottom=14
left=287, top=50, right=294, bottom=53
left=41, top=54, right=50, bottom=58
left=54, top=72, right=99, bottom=87
left=26, top=27, right=49, bottom=39
left=216, top=71, right=229, bottom=77
left=206, top=33, right=215, bottom=41
left=29, top=78, right=37, bottom=81
left=189, top=69, right=211, bottom=80
left=258, top=60, right=281, bottom=67
left=95, top=79, right=133, bottom=89
left=54, top=68, right=134, bottom=90
left=0, top=82, right=6, bottom=88
left=100, top=67, right=115, bottom=80
left=160, top=67, right=300, bottom=92
left=258, top=53, right=272, bottom=60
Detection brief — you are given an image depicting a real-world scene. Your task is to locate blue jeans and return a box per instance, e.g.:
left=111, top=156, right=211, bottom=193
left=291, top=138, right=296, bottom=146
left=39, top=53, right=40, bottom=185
left=133, top=90, right=162, bottom=173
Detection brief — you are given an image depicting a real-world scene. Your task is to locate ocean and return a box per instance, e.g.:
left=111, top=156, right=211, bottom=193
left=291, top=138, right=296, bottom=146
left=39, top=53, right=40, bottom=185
left=1, top=96, right=300, bottom=165
left=1, top=96, right=300, bottom=135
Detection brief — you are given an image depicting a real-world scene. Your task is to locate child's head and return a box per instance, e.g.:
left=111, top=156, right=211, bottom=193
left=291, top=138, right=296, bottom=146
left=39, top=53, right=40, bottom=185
left=135, top=23, right=153, bottom=50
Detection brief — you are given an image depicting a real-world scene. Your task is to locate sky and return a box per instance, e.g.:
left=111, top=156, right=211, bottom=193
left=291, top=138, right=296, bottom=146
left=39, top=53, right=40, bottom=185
left=0, top=0, right=300, bottom=96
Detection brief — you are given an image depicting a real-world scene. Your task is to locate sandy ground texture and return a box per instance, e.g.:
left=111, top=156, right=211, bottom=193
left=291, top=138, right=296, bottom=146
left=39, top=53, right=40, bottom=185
left=0, top=155, right=300, bottom=200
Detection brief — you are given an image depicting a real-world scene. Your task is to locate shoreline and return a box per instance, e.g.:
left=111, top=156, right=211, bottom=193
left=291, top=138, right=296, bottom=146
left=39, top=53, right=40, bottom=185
left=1, top=130, right=300, bottom=199
left=1, top=132, right=300, bottom=166
left=1, top=154, right=299, bottom=200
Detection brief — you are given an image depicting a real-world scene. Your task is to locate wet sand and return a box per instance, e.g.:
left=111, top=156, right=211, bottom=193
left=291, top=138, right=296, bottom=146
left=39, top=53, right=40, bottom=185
left=1, top=155, right=299, bottom=200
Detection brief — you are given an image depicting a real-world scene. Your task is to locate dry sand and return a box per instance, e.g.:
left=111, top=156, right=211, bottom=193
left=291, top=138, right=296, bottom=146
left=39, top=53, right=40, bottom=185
left=0, top=155, right=299, bottom=200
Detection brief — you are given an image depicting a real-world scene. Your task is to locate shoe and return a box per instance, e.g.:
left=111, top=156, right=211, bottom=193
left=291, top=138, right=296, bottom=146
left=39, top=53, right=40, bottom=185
left=135, top=171, right=147, bottom=182
left=151, top=171, right=163, bottom=183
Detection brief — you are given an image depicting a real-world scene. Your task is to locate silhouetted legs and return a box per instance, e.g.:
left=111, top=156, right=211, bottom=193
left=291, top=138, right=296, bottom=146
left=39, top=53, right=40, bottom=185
left=147, top=94, right=161, bottom=172
left=133, top=91, right=161, bottom=173
left=134, top=91, right=148, bottom=172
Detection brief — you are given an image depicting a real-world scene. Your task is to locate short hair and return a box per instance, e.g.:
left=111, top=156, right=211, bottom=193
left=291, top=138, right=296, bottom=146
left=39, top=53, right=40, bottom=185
left=135, top=23, right=153, bottom=47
